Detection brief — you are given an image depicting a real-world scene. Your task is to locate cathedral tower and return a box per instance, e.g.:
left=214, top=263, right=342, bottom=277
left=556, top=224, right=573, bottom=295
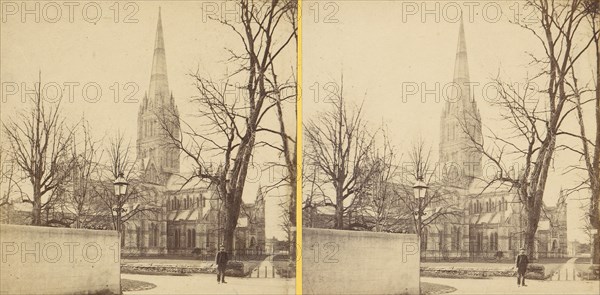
left=439, top=19, right=483, bottom=187
left=137, top=8, right=180, bottom=183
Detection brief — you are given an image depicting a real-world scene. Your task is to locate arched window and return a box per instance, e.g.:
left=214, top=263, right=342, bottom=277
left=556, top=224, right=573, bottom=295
left=439, top=229, right=445, bottom=251
left=154, top=224, right=159, bottom=247
left=490, top=232, right=498, bottom=251
left=187, top=229, right=192, bottom=248
left=456, top=227, right=461, bottom=251
left=149, top=223, right=155, bottom=247
left=192, top=229, right=196, bottom=248
left=476, top=232, right=483, bottom=252
left=136, top=226, right=143, bottom=248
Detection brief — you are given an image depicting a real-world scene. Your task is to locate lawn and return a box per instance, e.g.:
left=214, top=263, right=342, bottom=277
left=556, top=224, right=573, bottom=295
left=421, top=282, right=456, bottom=295
left=121, top=278, right=156, bottom=292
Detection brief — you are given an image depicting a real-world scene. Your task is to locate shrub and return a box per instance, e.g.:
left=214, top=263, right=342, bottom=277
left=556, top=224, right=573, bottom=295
left=225, top=261, right=246, bottom=277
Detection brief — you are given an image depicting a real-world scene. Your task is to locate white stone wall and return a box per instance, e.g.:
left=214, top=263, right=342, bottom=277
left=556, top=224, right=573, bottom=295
left=303, top=228, right=420, bottom=295
left=0, top=224, right=120, bottom=294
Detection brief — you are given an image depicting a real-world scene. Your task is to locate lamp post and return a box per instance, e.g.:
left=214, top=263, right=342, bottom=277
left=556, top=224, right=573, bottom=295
left=413, top=176, right=428, bottom=250
left=413, top=176, right=428, bottom=295
left=113, top=172, right=129, bottom=234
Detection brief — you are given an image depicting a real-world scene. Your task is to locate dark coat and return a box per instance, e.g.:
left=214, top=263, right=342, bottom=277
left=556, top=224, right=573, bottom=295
left=516, top=253, right=529, bottom=272
left=216, top=251, right=229, bottom=266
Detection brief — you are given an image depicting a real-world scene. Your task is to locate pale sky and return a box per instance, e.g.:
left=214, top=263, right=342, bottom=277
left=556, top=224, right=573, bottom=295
left=0, top=1, right=296, bottom=240
left=302, top=0, right=597, bottom=243
left=1, top=0, right=596, bottom=243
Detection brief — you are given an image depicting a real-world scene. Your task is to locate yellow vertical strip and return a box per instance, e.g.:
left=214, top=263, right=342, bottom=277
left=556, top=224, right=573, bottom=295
left=295, top=0, right=303, bottom=294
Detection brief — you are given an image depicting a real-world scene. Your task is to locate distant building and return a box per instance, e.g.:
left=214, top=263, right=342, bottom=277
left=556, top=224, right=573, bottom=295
left=425, top=19, right=567, bottom=260
left=303, top=19, right=568, bottom=260
left=120, top=8, right=265, bottom=256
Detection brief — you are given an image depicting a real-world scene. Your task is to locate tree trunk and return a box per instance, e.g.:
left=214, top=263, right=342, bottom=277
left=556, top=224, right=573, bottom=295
left=335, top=193, right=344, bottom=229
left=524, top=188, right=543, bottom=259
left=32, top=184, right=42, bottom=225
left=591, top=188, right=600, bottom=264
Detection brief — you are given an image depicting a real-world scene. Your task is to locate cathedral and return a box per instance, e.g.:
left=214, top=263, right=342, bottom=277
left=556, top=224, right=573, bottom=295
left=120, top=9, right=266, bottom=256
left=424, top=19, right=568, bottom=260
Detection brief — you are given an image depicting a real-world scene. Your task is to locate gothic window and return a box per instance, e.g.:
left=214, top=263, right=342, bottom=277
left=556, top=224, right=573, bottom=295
left=451, top=227, right=457, bottom=250
left=154, top=224, right=160, bottom=247
left=490, top=232, right=498, bottom=251
left=149, top=224, right=154, bottom=247
left=187, top=229, right=192, bottom=248
left=136, top=226, right=143, bottom=248
left=192, top=229, right=196, bottom=248
left=439, top=229, right=445, bottom=251
left=456, top=227, right=461, bottom=250
left=174, top=229, right=180, bottom=248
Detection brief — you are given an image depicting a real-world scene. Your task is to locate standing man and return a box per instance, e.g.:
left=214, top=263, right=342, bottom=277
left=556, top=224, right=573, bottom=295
left=216, top=245, right=229, bottom=284
left=515, top=248, right=529, bottom=287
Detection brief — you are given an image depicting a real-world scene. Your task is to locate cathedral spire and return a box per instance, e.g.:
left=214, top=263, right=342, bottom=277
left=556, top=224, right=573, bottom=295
left=445, top=17, right=477, bottom=115
left=439, top=18, right=483, bottom=185
left=453, top=17, right=469, bottom=85
left=148, top=7, right=170, bottom=107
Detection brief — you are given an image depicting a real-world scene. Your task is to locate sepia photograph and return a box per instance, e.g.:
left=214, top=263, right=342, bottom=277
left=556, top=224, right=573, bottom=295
left=0, top=1, right=297, bottom=294
left=2, top=0, right=600, bottom=294
left=302, top=0, right=599, bottom=294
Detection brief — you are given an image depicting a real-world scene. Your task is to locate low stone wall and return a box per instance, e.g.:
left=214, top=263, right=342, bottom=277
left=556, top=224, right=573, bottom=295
left=121, top=261, right=247, bottom=277
left=303, top=228, right=420, bottom=295
left=421, top=264, right=546, bottom=280
left=0, top=224, right=120, bottom=294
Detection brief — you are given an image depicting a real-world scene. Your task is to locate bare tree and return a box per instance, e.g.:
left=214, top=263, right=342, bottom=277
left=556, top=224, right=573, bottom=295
left=156, top=0, right=297, bottom=252
left=457, top=0, right=598, bottom=258
left=61, top=122, right=105, bottom=228
left=304, top=80, right=380, bottom=229
left=564, top=0, right=600, bottom=264
left=352, top=128, right=406, bottom=232
left=2, top=73, right=78, bottom=225
left=0, top=144, right=27, bottom=208
left=394, top=140, right=460, bottom=245
left=94, top=133, right=160, bottom=233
